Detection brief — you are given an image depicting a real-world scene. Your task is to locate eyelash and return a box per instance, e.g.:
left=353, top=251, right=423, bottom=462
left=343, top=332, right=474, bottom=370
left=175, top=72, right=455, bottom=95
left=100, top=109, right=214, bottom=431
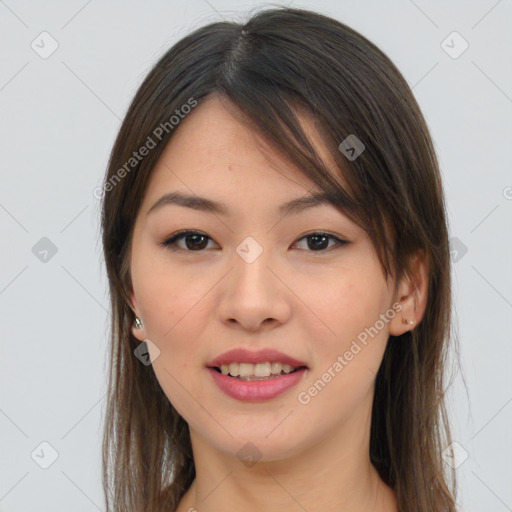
left=161, top=229, right=350, bottom=253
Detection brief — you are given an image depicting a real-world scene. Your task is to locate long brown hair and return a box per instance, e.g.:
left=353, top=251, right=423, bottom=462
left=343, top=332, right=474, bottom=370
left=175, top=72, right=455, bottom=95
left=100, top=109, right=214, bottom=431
left=100, top=7, right=458, bottom=511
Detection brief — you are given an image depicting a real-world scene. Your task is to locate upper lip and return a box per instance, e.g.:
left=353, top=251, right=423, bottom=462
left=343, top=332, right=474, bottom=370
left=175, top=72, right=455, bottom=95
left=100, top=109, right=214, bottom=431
left=206, top=348, right=308, bottom=368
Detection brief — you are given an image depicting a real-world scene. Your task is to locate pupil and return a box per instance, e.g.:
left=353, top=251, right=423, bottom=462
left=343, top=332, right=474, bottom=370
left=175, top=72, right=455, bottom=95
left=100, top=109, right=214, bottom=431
left=186, top=234, right=207, bottom=250
left=309, top=234, right=328, bottom=250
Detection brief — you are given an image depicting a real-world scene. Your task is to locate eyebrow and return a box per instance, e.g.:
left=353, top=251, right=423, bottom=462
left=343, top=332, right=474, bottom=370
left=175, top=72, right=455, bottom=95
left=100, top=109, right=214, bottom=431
left=146, top=191, right=339, bottom=218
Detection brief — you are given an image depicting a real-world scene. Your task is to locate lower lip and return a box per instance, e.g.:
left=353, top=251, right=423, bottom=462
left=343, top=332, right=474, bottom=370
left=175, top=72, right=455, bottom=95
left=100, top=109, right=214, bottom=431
left=207, top=367, right=307, bottom=402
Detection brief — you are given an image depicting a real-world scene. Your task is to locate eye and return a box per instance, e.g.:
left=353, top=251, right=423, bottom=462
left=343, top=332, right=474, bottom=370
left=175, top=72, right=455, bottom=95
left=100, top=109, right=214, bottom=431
left=161, top=230, right=350, bottom=253
left=293, top=232, right=350, bottom=252
left=161, top=230, right=217, bottom=252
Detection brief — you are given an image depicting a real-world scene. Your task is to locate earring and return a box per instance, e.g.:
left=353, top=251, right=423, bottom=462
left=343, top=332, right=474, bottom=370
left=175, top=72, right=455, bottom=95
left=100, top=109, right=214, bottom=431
left=134, top=317, right=143, bottom=329
left=402, top=317, right=414, bottom=325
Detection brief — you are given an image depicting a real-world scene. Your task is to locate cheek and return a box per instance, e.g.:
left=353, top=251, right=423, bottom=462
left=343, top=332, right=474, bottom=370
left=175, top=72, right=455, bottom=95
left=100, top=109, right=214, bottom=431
left=311, top=270, right=387, bottom=332
left=297, top=283, right=390, bottom=424
left=134, top=265, right=210, bottom=418
left=132, top=247, right=212, bottom=343
left=304, top=264, right=391, bottom=379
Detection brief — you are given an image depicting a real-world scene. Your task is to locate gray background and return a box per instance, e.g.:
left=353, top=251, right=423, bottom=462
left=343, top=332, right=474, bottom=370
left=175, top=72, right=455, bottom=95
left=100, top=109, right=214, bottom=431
left=1, top=1, right=511, bottom=511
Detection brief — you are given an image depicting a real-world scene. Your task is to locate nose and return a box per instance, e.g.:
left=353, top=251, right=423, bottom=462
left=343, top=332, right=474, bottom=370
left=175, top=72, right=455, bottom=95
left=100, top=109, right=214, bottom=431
left=216, top=246, right=292, bottom=332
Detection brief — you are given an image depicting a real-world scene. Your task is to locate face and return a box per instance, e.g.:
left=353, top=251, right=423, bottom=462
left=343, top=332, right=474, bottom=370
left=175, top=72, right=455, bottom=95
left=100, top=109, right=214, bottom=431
left=129, top=94, right=410, bottom=463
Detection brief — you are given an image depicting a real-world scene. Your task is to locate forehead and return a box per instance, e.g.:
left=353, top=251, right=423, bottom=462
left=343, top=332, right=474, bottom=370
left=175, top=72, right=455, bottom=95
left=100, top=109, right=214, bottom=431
left=140, top=95, right=348, bottom=213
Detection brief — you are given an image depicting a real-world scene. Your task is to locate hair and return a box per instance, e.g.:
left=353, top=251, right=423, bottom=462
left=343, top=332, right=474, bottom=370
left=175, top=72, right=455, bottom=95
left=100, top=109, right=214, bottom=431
left=100, top=6, right=459, bottom=512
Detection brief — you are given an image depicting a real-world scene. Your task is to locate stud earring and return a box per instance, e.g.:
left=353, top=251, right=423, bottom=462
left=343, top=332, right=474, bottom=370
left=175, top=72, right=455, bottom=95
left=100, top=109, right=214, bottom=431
left=134, top=317, right=143, bottom=329
left=402, top=317, right=414, bottom=325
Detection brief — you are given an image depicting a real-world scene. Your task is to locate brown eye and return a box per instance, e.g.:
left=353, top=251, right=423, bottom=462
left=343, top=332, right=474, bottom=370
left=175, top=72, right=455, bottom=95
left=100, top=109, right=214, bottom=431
left=182, top=233, right=209, bottom=250
left=162, top=230, right=216, bottom=251
left=293, top=232, right=349, bottom=252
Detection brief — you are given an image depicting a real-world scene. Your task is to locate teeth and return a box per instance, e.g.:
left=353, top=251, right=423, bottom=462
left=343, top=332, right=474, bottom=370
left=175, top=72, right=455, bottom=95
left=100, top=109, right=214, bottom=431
left=270, top=362, right=281, bottom=374
left=219, top=362, right=299, bottom=378
left=228, top=362, right=239, bottom=377
left=240, top=362, right=257, bottom=377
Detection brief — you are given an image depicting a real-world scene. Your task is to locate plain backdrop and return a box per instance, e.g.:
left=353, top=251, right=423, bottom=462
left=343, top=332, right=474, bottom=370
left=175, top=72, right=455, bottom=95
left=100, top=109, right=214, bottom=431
left=0, top=1, right=511, bottom=511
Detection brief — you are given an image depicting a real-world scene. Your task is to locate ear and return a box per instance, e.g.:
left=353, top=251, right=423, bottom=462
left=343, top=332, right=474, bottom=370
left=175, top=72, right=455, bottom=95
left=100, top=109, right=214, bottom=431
left=130, top=290, right=147, bottom=341
left=389, top=249, right=429, bottom=336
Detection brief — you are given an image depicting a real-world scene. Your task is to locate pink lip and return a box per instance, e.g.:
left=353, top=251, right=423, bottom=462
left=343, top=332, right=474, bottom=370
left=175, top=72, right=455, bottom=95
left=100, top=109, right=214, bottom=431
left=207, top=367, right=308, bottom=402
left=205, top=348, right=308, bottom=368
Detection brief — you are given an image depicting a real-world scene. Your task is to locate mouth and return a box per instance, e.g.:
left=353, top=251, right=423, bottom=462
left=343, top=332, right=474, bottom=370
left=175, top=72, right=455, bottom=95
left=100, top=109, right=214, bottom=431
left=205, top=349, right=309, bottom=400
left=207, top=364, right=308, bottom=402
left=210, top=363, right=308, bottom=381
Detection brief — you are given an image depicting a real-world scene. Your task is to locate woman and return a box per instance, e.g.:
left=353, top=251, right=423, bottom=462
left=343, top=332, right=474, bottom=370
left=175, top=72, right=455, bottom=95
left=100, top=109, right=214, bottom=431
left=100, top=7, right=458, bottom=511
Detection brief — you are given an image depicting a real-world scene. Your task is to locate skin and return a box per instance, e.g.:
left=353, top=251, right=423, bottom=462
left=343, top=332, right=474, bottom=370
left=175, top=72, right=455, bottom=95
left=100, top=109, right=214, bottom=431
left=129, top=94, right=429, bottom=512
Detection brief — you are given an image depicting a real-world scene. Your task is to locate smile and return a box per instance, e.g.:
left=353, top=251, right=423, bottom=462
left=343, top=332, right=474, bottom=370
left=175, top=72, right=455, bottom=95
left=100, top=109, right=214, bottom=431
left=208, top=366, right=308, bottom=402
left=215, top=361, right=302, bottom=379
